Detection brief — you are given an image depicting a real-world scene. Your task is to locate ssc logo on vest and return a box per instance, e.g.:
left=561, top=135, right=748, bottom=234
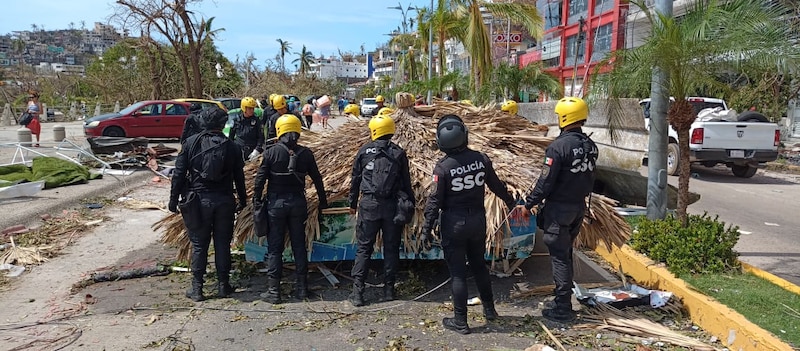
left=451, top=171, right=485, bottom=191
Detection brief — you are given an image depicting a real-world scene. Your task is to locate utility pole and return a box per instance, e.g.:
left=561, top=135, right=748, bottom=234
left=426, top=0, right=433, bottom=104
left=646, top=0, right=673, bottom=220
left=570, top=17, right=586, bottom=97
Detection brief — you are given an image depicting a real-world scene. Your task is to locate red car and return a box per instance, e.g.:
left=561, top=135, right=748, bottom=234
left=83, top=100, right=192, bottom=138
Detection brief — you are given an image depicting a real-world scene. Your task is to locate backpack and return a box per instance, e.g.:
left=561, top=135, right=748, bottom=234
left=19, top=112, right=34, bottom=126
left=270, top=143, right=308, bottom=183
left=188, top=132, right=231, bottom=181
left=364, top=144, right=402, bottom=198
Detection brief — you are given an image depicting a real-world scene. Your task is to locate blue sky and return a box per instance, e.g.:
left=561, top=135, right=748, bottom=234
left=0, top=0, right=431, bottom=70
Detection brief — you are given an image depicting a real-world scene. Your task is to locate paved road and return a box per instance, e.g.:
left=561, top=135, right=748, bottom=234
left=656, top=165, right=800, bottom=285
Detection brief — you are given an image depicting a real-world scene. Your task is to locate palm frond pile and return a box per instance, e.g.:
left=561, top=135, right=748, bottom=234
left=155, top=95, right=631, bottom=262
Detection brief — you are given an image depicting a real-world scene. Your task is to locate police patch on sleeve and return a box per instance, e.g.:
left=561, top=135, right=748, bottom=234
left=430, top=174, right=438, bottom=193
left=541, top=165, right=550, bottom=178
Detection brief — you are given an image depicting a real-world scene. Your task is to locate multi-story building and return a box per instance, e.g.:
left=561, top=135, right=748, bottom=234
left=518, top=0, right=629, bottom=97
left=308, top=56, right=370, bottom=80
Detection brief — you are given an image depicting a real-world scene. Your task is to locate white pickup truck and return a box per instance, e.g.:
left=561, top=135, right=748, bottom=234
left=640, top=97, right=780, bottom=178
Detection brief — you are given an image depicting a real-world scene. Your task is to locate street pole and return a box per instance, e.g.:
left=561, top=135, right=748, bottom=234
left=570, top=17, right=586, bottom=97
left=646, top=0, right=673, bottom=220
left=426, top=0, right=433, bottom=104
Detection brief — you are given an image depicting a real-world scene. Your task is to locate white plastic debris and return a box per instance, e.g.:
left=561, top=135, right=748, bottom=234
left=467, top=297, right=482, bottom=306
left=0, top=263, right=25, bottom=277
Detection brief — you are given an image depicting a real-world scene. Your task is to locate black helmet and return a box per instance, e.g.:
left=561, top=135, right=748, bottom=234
left=201, top=106, right=228, bottom=130
left=189, top=103, right=203, bottom=112
left=436, top=114, right=468, bottom=153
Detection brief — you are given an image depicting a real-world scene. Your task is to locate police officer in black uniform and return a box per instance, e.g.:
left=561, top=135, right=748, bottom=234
left=370, top=95, right=385, bottom=116
left=229, top=96, right=265, bottom=162
left=347, top=115, right=414, bottom=307
left=179, top=103, right=204, bottom=143
left=421, top=115, right=517, bottom=334
left=169, top=106, right=247, bottom=302
left=252, top=114, right=328, bottom=304
left=517, top=96, right=598, bottom=322
left=266, top=95, right=289, bottom=142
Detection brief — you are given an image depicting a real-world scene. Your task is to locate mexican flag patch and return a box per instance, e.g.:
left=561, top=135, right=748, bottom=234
left=544, top=157, right=554, bottom=166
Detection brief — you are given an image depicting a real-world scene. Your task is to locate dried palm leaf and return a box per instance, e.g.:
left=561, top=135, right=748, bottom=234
left=156, top=99, right=631, bottom=262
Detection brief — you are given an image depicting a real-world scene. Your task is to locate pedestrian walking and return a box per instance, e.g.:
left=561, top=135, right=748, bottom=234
left=169, top=106, right=248, bottom=302
left=302, top=99, right=315, bottom=129
left=337, top=96, right=347, bottom=115
left=252, top=114, right=328, bottom=304
left=516, top=96, right=598, bottom=322
left=229, top=97, right=266, bottom=162
left=420, top=114, right=517, bottom=334
left=24, top=91, right=43, bottom=147
left=347, top=115, right=414, bottom=307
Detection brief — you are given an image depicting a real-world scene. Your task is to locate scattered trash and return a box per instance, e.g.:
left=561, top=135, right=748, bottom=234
left=85, top=203, right=103, bottom=209
left=467, top=297, right=482, bottom=306
left=84, top=219, right=104, bottom=226
left=1, top=224, right=28, bottom=237
left=85, top=293, right=97, bottom=304
left=574, top=282, right=673, bottom=308
left=710, top=336, right=718, bottom=343
left=0, top=180, right=45, bottom=199
left=524, top=345, right=557, bottom=351
left=0, top=237, right=49, bottom=265
left=117, top=196, right=132, bottom=202
left=0, top=263, right=25, bottom=277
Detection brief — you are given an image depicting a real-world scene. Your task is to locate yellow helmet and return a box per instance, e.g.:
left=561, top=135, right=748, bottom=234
left=377, top=107, right=394, bottom=116
left=369, top=115, right=395, bottom=140
left=269, top=93, right=277, bottom=104
left=241, top=96, right=257, bottom=109
left=275, top=114, right=302, bottom=138
left=344, top=104, right=360, bottom=116
left=460, top=99, right=473, bottom=106
left=272, top=94, right=287, bottom=110
left=501, top=100, right=518, bottom=115
left=375, top=95, right=385, bottom=103
left=554, top=96, right=588, bottom=128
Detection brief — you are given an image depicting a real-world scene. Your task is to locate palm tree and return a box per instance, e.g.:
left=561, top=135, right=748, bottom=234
left=292, top=45, right=314, bottom=77
left=450, top=0, right=544, bottom=94
left=276, top=38, right=292, bottom=73
left=390, top=32, right=425, bottom=83
left=492, top=61, right=562, bottom=102
left=418, top=0, right=466, bottom=78
left=593, top=0, right=800, bottom=225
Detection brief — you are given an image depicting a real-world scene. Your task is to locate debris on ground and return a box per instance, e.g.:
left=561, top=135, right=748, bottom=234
left=574, top=282, right=673, bottom=308
left=578, top=303, right=717, bottom=350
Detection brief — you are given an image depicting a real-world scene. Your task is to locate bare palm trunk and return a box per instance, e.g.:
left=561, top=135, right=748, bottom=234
left=676, top=130, right=691, bottom=226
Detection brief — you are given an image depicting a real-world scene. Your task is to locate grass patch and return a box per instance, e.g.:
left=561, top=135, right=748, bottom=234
left=682, top=272, right=800, bottom=347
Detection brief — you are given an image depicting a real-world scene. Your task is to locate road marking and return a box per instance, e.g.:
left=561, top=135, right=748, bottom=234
left=738, top=230, right=752, bottom=235
left=764, top=222, right=781, bottom=227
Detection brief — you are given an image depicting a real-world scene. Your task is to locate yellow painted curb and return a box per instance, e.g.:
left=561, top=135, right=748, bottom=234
left=594, top=244, right=793, bottom=351
left=741, top=262, right=800, bottom=296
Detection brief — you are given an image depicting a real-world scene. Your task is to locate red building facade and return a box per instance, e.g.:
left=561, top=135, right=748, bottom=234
left=519, top=0, right=629, bottom=97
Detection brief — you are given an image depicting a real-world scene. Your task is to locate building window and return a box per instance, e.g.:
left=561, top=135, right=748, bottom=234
left=591, top=24, right=613, bottom=62
left=565, top=34, right=585, bottom=65
left=594, top=0, right=614, bottom=15
left=568, top=0, right=587, bottom=24
left=537, top=0, right=563, bottom=30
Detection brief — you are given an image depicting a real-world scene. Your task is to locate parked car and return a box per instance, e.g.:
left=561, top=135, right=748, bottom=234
left=83, top=100, right=191, bottom=139
left=360, top=98, right=378, bottom=117
left=173, top=98, right=227, bottom=112
left=214, top=97, right=241, bottom=111
left=640, top=97, right=780, bottom=178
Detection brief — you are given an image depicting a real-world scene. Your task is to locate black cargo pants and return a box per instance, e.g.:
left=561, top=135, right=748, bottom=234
left=440, top=207, right=494, bottom=317
left=265, top=192, right=308, bottom=281
left=187, top=191, right=236, bottom=284
left=351, top=195, right=402, bottom=288
left=540, top=201, right=585, bottom=310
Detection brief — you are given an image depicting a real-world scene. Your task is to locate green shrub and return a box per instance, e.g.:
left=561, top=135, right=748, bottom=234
left=629, top=213, right=740, bottom=276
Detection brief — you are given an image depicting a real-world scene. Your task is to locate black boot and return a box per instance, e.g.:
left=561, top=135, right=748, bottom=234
left=185, top=280, right=205, bottom=302
left=264, top=278, right=282, bottom=304
left=442, top=314, right=470, bottom=334
left=218, top=281, right=234, bottom=298
left=383, top=283, right=396, bottom=301
left=483, top=300, right=498, bottom=321
left=542, top=307, right=576, bottom=322
left=295, top=275, right=310, bottom=300
left=349, top=282, right=365, bottom=307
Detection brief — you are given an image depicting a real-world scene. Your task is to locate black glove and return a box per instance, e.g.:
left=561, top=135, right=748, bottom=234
left=168, top=197, right=179, bottom=213
left=236, top=200, right=246, bottom=213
